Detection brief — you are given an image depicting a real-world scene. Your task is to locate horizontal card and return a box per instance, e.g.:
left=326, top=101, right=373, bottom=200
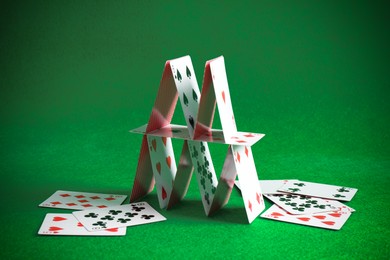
left=261, top=204, right=352, bottom=230
left=39, top=190, right=127, bottom=210
left=264, top=194, right=339, bottom=215
left=72, top=201, right=166, bottom=232
left=38, top=213, right=126, bottom=236
left=278, top=181, right=358, bottom=201
left=235, top=180, right=298, bottom=194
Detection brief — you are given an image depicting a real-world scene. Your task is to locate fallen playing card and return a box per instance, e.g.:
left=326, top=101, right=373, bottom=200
left=278, top=181, right=358, bottom=201
left=235, top=179, right=298, bottom=194
left=261, top=204, right=353, bottom=230
left=38, top=213, right=126, bottom=236
left=39, top=190, right=128, bottom=210
left=72, top=201, right=166, bottom=232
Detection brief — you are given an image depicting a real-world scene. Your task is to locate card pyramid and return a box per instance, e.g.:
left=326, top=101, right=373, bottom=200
left=130, top=55, right=265, bottom=223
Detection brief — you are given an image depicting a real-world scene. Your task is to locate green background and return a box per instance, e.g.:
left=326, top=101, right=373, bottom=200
left=1, top=0, right=389, bottom=259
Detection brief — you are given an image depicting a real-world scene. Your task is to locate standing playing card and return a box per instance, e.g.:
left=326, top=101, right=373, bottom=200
left=261, top=204, right=352, bottom=230
left=263, top=194, right=339, bottom=215
left=39, top=190, right=127, bottom=210
left=72, top=202, right=166, bottom=231
left=278, top=181, right=358, bottom=201
left=38, top=213, right=126, bottom=236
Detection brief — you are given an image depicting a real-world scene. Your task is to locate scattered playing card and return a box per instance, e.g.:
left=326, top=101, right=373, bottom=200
left=261, top=204, right=352, bottom=230
left=39, top=190, right=127, bottom=210
left=235, top=179, right=299, bottom=194
left=72, top=202, right=166, bottom=232
left=264, top=194, right=339, bottom=215
left=278, top=181, right=358, bottom=201
left=38, top=213, right=126, bottom=236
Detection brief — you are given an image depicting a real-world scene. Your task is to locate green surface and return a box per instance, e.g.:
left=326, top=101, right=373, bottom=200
left=1, top=1, right=389, bottom=259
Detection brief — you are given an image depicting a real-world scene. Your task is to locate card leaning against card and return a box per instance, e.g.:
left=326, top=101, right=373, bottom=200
left=39, top=190, right=127, bottom=210
left=38, top=213, right=126, bottom=236
left=72, top=202, right=166, bottom=232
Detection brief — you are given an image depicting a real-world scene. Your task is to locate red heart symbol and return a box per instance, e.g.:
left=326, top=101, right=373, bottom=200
left=222, top=91, right=226, bottom=103
left=162, top=137, right=167, bottom=146
left=156, top=162, right=161, bottom=174
left=297, top=217, right=310, bottom=222
left=53, top=216, right=67, bottom=222
left=105, top=228, right=118, bottom=232
left=49, top=226, right=63, bottom=231
left=151, top=139, right=157, bottom=151
left=271, top=212, right=284, bottom=217
left=329, top=213, right=341, bottom=218
left=322, top=221, right=335, bottom=226
left=256, top=193, right=261, bottom=204
left=313, top=215, right=326, bottom=220
left=248, top=200, right=252, bottom=212
left=166, top=156, right=171, bottom=168
left=162, top=186, right=167, bottom=200
left=77, top=222, right=83, bottom=227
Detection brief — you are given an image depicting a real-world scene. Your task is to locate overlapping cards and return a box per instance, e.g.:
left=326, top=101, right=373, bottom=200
left=38, top=190, right=166, bottom=236
left=235, top=180, right=357, bottom=230
left=130, top=55, right=265, bottom=223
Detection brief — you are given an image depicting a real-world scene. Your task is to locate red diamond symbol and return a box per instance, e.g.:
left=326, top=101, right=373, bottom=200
left=82, top=204, right=92, bottom=207
left=245, top=146, right=249, bottom=157
left=97, top=205, right=107, bottom=208
left=248, top=200, right=252, bottom=212
left=60, top=194, right=70, bottom=197
left=105, top=197, right=115, bottom=201
left=51, top=201, right=61, bottom=205
left=256, top=193, right=261, bottom=204
left=66, top=203, right=77, bottom=206
left=75, top=195, right=85, bottom=198
left=78, top=199, right=88, bottom=203
left=90, top=196, right=100, bottom=200
left=236, top=152, right=241, bottom=163
left=237, top=140, right=246, bottom=143
left=244, top=134, right=255, bottom=137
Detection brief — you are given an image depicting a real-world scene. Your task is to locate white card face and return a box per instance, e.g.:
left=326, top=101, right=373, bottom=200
left=209, top=56, right=237, bottom=139
left=39, top=190, right=127, bottom=210
left=147, top=136, right=177, bottom=209
left=264, top=194, right=339, bottom=215
left=261, top=204, right=352, bottom=230
left=38, top=214, right=126, bottom=236
left=187, top=140, right=218, bottom=215
left=278, top=181, right=358, bottom=201
left=169, top=55, right=200, bottom=138
left=233, top=145, right=265, bottom=223
left=235, top=179, right=298, bottom=194
left=72, top=202, right=166, bottom=232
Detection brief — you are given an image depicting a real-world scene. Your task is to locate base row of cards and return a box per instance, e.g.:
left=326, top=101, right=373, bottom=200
left=38, top=180, right=357, bottom=235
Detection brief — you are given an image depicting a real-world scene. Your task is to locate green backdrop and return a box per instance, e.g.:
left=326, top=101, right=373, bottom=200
left=1, top=1, right=389, bottom=259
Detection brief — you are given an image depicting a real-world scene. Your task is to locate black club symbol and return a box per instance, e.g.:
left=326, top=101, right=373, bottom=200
left=92, top=221, right=106, bottom=227
left=117, top=218, right=131, bottom=223
left=85, top=213, right=98, bottom=218
left=294, top=183, right=306, bottom=187
left=337, top=187, right=350, bottom=193
left=132, top=206, right=145, bottom=212
left=101, top=215, right=114, bottom=221
left=141, top=215, right=155, bottom=220
left=108, top=210, right=122, bottom=215
left=125, top=212, right=138, bottom=217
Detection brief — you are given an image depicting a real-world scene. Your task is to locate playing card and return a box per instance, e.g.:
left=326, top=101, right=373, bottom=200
left=170, top=55, right=200, bottom=138
left=38, top=213, right=126, bottom=236
left=147, top=135, right=177, bottom=209
left=39, top=190, right=127, bottom=210
left=232, top=145, right=265, bottom=223
left=263, top=194, right=339, bottom=215
left=261, top=204, right=352, bottom=230
left=72, top=202, right=166, bottom=231
left=278, top=181, right=358, bottom=201
left=187, top=140, right=218, bottom=215
left=235, top=179, right=298, bottom=194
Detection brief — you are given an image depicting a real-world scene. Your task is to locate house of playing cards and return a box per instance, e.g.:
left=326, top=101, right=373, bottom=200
left=130, top=55, right=265, bottom=223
